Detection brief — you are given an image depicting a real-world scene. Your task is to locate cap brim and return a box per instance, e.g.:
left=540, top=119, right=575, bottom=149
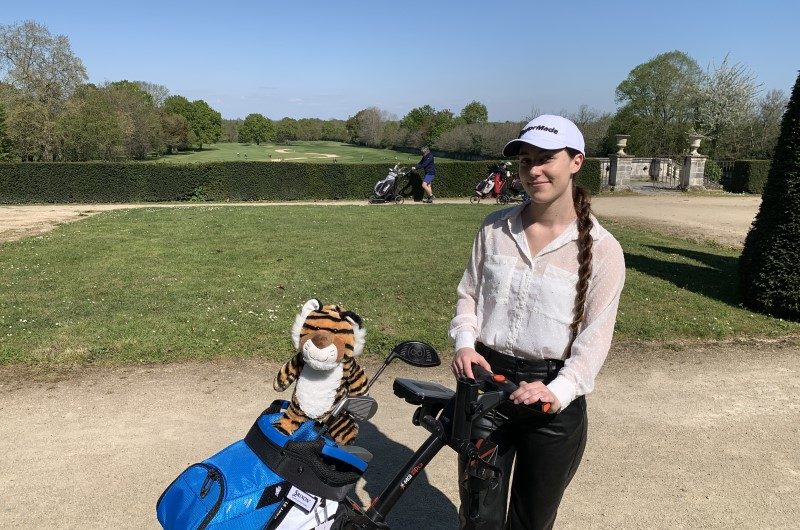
left=502, top=137, right=570, bottom=157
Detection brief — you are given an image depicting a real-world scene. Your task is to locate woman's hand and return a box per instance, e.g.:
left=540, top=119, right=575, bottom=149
left=510, top=380, right=560, bottom=412
left=451, top=347, right=491, bottom=380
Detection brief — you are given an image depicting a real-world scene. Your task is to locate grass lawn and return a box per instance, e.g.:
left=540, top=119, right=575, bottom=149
left=1, top=205, right=797, bottom=365
left=150, top=141, right=461, bottom=165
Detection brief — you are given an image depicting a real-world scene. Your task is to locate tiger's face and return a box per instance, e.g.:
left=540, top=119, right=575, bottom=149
left=292, top=300, right=365, bottom=371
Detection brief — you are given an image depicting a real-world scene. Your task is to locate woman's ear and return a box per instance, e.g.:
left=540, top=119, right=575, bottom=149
left=570, top=152, right=585, bottom=174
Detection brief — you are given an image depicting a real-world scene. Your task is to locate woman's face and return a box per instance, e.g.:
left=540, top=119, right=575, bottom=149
left=517, top=144, right=584, bottom=205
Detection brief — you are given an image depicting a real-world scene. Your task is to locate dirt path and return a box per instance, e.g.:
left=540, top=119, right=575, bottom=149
left=1, top=340, right=798, bottom=529
left=0, top=194, right=761, bottom=247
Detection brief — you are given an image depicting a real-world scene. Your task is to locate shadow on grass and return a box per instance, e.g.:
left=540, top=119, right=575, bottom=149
left=624, top=245, right=741, bottom=305
left=356, top=421, right=458, bottom=529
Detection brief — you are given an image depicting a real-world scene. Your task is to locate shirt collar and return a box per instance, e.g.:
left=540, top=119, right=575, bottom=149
left=504, top=201, right=600, bottom=259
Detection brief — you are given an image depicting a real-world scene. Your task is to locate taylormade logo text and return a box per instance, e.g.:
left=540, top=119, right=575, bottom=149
left=531, top=125, right=558, bottom=134
left=519, top=124, right=559, bottom=137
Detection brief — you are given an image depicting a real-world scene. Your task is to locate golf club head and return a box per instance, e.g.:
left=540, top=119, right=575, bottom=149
left=331, top=395, right=379, bottom=422
left=389, top=341, right=441, bottom=368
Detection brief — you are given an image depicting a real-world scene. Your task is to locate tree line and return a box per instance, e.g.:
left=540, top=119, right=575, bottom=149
left=344, top=51, right=787, bottom=161
left=0, top=21, right=788, bottom=162
left=0, top=21, right=221, bottom=161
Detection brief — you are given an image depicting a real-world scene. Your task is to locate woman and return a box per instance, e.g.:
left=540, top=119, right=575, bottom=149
left=450, top=115, right=625, bottom=529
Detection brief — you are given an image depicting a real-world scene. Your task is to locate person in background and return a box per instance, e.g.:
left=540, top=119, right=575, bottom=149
left=449, top=114, right=626, bottom=529
left=411, top=146, right=437, bottom=203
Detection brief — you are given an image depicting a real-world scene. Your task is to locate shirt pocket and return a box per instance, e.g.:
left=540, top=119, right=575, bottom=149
left=480, top=254, right=517, bottom=304
left=534, top=264, right=578, bottom=324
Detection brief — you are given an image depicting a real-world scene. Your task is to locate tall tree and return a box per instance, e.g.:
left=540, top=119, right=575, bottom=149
left=568, top=105, right=613, bottom=157
left=296, top=118, right=323, bottom=141
left=163, top=95, right=221, bottom=149
left=238, top=113, right=274, bottom=145
left=108, top=81, right=163, bottom=159
left=696, top=56, right=760, bottom=159
left=459, top=101, right=489, bottom=125
left=3, top=94, right=53, bottom=161
left=612, top=50, right=702, bottom=156
left=346, top=107, right=383, bottom=147
left=0, top=20, right=87, bottom=104
left=320, top=119, right=348, bottom=142
left=401, top=105, right=436, bottom=134
left=401, top=105, right=456, bottom=147
left=160, top=110, right=190, bottom=153
left=134, top=81, right=170, bottom=108
left=189, top=99, right=222, bottom=149
left=749, top=89, right=789, bottom=159
left=0, top=20, right=87, bottom=160
left=739, top=71, right=800, bottom=320
left=57, top=84, right=125, bottom=161
left=274, top=117, right=298, bottom=143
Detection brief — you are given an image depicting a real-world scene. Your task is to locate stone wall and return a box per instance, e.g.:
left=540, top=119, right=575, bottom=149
left=592, top=156, right=682, bottom=187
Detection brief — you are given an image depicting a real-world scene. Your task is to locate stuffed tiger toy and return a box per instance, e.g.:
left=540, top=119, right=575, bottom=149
left=273, top=298, right=368, bottom=445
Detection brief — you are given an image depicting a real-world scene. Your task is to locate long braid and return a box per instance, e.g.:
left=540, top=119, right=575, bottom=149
left=567, top=184, right=594, bottom=356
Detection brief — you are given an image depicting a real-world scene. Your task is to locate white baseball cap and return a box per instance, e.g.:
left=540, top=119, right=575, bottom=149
left=502, top=114, right=585, bottom=157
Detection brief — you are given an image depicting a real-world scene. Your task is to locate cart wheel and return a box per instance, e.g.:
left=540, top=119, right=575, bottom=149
left=395, top=195, right=405, bottom=204
left=498, top=195, right=509, bottom=204
left=469, top=195, right=480, bottom=204
left=368, top=195, right=378, bottom=204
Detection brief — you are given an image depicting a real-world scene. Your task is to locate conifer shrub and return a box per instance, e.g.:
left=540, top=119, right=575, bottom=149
left=739, top=71, right=800, bottom=320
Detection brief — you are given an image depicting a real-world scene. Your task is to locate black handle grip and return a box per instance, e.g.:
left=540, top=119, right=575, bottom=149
left=470, top=363, right=551, bottom=413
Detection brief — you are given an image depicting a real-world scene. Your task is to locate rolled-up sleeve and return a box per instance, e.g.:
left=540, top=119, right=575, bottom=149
left=547, top=237, right=626, bottom=411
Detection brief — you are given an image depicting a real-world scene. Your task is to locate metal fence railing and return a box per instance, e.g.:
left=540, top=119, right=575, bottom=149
left=712, top=160, right=735, bottom=189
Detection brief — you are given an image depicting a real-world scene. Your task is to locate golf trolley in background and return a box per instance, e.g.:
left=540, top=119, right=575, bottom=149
left=368, top=165, right=411, bottom=204
left=470, top=161, right=528, bottom=205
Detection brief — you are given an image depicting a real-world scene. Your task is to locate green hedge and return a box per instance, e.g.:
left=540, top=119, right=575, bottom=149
left=0, top=158, right=604, bottom=203
left=576, top=158, right=602, bottom=195
left=728, top=160, right=771, bottom=194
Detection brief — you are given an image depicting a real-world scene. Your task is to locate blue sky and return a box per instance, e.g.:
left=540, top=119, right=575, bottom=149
left=3, top=0, right=798, bottom=122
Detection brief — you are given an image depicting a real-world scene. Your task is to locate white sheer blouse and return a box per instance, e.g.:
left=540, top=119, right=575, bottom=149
left=449, top=202, right=626, bottom=411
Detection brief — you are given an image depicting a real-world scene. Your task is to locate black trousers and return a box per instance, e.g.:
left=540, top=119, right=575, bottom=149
left=458, top=345, right=588, bottom=530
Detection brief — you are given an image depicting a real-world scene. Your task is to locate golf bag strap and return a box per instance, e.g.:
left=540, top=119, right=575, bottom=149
left=244, top=419, right=357, bottom=501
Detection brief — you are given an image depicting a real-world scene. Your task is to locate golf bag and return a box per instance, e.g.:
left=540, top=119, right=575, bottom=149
left=471, top=161, right=513, bottom=204
left=369, top=165, right=408, bottom=204
left=156, top=400, right=368, bottom=530
left=474, top=173, right=496, bottom=198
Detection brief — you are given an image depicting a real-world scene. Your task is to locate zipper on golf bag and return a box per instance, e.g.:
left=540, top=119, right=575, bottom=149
left=156, top=462, right=225, bottom=530
left=196, top=464, right=224, bottom=529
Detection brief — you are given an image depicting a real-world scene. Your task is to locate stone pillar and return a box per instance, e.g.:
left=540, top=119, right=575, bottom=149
left=681, top=155, right=707, bottom=190
left=608, top=134, right=632, bottom=190
left=680, top=134, right=706, bottom=191
left=608, top=155, right=633, bottom=190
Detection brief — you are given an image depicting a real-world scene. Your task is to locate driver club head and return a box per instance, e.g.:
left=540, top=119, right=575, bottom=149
left=389, top=340, right=441, bottom=368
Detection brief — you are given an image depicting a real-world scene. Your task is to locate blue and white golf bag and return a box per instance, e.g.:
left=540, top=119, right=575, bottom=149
left=156, top=400, right=368, bottom=530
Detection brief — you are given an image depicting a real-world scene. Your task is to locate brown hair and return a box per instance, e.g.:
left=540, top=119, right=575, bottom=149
left=567, top=148, right=593, bottom=356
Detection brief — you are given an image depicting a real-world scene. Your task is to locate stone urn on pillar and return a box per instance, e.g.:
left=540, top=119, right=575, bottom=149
left=688, top=133, right=704, bottom=156
left=608, top=134, right=633, bottom=190
left=681, top=132, right=707, bottom=190
left=615, top=134, right=631, bottom=156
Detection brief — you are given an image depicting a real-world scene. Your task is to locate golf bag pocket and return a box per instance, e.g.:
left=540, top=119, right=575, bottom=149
left=157, top=400, right=368, bottom=530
